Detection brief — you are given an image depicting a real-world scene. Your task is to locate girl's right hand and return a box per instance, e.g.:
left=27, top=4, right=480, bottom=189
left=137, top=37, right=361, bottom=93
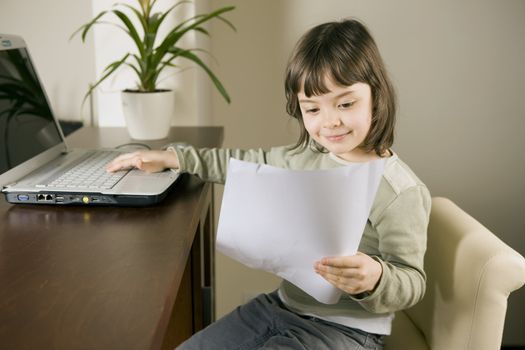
left=106, top=150, right=179, bottom=173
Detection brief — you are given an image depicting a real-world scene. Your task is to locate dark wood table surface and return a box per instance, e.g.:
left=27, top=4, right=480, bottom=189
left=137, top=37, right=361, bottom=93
left=0, top=126, right=223, bottom=350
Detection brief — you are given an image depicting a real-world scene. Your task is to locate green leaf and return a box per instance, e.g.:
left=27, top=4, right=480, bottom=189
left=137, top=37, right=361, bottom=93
left=194, top=27, right=210, bottom=36
left=156, top=0, right=192, bottom=27
left=153, top=6, right=235, bottom=70
left=117, top=3, right=148, bottom=32
left=216, top=15, right=237, bottom=32
left=169, top=47, right=230, bottom=103
left=150, top=1, right=192, bottom=41
left=113, top=10, right=146, bottom=58
left=69, top=10, right=108, bottom=42
left=82, top=53, right=131, bottom=106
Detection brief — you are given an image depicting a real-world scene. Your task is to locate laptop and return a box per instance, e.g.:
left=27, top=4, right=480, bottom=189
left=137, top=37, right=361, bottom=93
left=0, top=34, right=179, bottom=206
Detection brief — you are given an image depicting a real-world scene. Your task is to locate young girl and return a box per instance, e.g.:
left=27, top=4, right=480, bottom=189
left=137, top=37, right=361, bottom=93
left=107, top=19, right=431, bottom=350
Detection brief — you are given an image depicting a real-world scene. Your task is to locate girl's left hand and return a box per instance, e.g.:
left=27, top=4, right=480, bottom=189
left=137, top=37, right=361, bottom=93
left=314, top=252, right=383, bottom=296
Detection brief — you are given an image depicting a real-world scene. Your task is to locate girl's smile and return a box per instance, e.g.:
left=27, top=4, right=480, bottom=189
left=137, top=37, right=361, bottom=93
left=323, top=130, right=353, bottom=142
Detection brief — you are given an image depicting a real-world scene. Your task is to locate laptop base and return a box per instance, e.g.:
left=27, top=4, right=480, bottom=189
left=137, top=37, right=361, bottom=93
left=4, top=186, right=176, bottom=207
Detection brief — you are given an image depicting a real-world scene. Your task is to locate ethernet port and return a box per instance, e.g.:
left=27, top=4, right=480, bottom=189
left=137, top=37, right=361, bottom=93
left=37, top=194, right=54, bottom=202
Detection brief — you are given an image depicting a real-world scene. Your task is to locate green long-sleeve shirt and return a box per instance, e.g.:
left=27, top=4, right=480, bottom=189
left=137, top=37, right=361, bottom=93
left=171, top=144, right=431, bottom=335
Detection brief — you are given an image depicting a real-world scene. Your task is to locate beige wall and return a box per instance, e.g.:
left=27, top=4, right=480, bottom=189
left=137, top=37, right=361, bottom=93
left=208, top=0, right=525, bottom=345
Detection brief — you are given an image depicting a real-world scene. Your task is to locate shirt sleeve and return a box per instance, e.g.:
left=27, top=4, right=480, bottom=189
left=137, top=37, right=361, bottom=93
left=351, top=184, right=431, bottom=314
left=167, top=144, right=292, bottom=184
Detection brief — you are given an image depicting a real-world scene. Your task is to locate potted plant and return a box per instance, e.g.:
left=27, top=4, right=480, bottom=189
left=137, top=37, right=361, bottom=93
left=72, top=0, right=235, bottom=140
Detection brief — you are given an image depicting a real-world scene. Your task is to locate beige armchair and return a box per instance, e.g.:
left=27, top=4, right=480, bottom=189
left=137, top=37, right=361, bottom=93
left=385, top=197, right=525, bottom=350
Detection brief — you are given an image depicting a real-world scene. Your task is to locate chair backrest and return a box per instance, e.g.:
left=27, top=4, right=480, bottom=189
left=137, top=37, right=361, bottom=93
left=401, top=197, right=525, bottom=349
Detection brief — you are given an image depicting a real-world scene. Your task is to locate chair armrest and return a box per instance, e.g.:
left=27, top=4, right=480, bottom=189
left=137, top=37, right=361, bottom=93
left=397, top=197, right=525, bottom=350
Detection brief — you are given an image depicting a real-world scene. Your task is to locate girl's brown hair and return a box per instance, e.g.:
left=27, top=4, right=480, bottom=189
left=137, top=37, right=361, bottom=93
left=285, top=19, right=396, bottom=156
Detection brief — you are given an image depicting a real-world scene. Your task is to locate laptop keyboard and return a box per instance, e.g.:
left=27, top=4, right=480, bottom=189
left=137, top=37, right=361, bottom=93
left=37, top=151, right=129, bottom=190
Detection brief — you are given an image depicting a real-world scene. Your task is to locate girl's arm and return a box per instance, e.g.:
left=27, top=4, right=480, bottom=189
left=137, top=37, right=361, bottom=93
left=172, top=146, right=272, bottom=184
left=106, top=145, right=294, bottom=183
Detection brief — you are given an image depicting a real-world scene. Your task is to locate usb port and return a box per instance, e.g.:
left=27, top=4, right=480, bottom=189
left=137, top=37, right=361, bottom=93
left=55, top=196, right=64, bottom=203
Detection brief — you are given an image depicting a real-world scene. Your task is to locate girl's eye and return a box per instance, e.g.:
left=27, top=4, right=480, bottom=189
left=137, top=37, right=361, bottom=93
left=305, top=108, right=319, bottom=114
left=339, top=101, right=355, bottom=109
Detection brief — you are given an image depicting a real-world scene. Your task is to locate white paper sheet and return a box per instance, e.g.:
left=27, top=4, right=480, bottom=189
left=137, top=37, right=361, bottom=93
left=216, top=158, right=386, bottom=304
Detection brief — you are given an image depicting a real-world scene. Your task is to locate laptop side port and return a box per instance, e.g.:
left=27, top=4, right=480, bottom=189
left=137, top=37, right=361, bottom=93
left=17, top=194, right=30, bottom=201
left=55, top=196, right=64, bottom=203
left=37, top=194, right=54, bottom=202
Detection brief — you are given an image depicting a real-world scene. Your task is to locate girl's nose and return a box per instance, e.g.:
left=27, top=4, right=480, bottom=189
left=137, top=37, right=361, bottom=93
left=322, top=111, right=342, bottom=128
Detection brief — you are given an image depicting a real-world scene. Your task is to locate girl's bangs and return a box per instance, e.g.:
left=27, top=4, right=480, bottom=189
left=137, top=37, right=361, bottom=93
left=301, top=66, right=331, bottom=97
left=300, top=56, right=359, bottom=97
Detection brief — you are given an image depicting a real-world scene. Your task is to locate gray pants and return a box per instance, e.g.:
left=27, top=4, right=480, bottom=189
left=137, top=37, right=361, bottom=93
left=176, top=291, right=384, bottom=350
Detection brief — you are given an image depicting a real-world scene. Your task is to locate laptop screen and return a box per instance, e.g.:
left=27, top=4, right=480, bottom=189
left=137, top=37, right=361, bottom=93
left=0, top=47, right=62, bottom=175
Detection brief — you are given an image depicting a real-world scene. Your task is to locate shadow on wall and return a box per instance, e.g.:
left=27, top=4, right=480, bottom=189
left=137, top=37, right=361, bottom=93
left=58, top=120, right=83, bottom=137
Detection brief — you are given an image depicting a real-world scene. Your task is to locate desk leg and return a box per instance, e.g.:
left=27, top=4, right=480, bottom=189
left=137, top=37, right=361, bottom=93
left=202, top=189, right=215, bottom=326
left=163, top=185, right=215, bottom=349
left=162, top=255, right=193, bottom=349
left=191, top=189, right=215, bottom=331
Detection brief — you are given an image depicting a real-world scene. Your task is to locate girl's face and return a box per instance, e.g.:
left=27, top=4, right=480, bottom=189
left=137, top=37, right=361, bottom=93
left=298, top=78, right=376, bottom=162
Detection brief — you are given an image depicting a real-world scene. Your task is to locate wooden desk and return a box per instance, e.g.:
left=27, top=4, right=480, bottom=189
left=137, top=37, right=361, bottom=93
left=0, top=126, right=223, bottom=350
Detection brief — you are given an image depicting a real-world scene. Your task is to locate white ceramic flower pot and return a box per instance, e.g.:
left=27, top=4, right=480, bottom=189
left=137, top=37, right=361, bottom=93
left=121, top=90, right=175, bottom=140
